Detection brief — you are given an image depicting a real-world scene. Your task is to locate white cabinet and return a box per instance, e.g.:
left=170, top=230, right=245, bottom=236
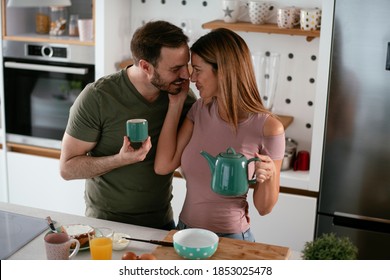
left=7, top=151, right=85, bottom=216
left=94, top=0, right=132, bottom=77
left=247, top=190, right=316, bottom=253
left=172, top=178, right=186, bottom=224
left=0, top=149, right=7, bottom=203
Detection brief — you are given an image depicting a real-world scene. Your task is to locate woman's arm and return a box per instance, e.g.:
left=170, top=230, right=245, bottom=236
left=154, top=90, right=194, bottom=175
left=252, top=116, right=285, bottom=215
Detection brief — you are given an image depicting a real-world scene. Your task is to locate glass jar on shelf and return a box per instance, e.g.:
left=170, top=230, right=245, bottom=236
left=50, top=6, right=68, bottom=36
left=35, top=7, right=50, bottom=34
left=68, top=14, right=79, bottom=36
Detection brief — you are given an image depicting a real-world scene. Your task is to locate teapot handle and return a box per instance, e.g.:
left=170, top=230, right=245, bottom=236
left=226, top=147, right=236, bottom=154
left=247, top=157, right=261, bottom=184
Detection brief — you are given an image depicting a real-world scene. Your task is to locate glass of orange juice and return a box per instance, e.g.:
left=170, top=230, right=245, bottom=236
left=88, top=227, right=114, bottom=260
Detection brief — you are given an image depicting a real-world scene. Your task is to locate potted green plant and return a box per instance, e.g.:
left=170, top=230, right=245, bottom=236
left=301, top=233, right=358, bottom=260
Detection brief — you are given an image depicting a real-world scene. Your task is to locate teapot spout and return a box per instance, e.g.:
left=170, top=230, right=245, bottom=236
left=200, top=151, right=216, bottom=175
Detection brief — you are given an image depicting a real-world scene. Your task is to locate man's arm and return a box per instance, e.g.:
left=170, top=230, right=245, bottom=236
left=59, top=133, right=152, bottom=180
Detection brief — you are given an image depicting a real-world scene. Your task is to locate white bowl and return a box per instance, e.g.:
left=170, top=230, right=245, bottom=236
left=173, top=228, right=219, bottom=260
left=113, top=233, right=130, bottom=250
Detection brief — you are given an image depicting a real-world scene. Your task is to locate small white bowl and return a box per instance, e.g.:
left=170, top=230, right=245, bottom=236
left=173, top=228, right=219, bottom=260
left=113, top=233, right=130, bottom=250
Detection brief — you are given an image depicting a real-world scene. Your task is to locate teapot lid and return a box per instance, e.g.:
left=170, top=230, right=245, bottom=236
left=220, top=147, right=243, bottom=159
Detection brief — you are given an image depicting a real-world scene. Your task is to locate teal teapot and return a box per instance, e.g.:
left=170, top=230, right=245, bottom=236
left=200, top=147, right=260, bottom=196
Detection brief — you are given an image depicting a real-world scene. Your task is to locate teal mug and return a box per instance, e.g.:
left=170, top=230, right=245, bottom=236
left=126, top=119, right=148, bottom=143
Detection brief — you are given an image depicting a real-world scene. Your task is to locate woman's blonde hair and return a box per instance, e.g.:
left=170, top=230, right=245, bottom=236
left=190, top=28, right=271, bottom=131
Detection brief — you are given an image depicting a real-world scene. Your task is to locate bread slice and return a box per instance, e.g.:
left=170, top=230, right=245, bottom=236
left=61, top=224, right=94, bottom=248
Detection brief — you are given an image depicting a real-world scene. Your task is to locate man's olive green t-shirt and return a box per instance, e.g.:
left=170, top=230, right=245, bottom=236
left=66, top=67, right=196, bottom=228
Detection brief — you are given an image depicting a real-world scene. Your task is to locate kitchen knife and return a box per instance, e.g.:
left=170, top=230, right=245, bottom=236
left=122, top=237, right=173, bottom=247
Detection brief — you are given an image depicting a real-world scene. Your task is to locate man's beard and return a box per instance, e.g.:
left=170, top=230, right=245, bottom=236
left=151, top=70, right=185, bottom=95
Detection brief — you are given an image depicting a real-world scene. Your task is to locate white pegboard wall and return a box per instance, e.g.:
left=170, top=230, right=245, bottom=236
left=130, top=0, right=220, bottom=44
left=240, top=33, right=319, bottom=151
left=130, top=0, right=322, bottom=152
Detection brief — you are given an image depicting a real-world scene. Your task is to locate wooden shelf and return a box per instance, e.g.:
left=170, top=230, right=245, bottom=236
left=1, top=0, right=95, bottom=46
left=2, top=35, right=94, bottom=46
left=277, top=114, right=294, bottom=129
left=202, top=20, right=320, bottom=42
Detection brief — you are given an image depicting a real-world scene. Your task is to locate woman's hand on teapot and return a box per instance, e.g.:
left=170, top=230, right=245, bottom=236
left=254, top=153, right=275, bottom=183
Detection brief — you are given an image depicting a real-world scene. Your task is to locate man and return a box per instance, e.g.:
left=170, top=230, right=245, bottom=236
left=59, top=21, right=196, bottom=230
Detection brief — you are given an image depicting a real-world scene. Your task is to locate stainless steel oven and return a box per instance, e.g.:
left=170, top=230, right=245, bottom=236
left=3, top=41, right=95, bottom=149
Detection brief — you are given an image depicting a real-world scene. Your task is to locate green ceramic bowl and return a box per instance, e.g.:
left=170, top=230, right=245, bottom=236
left=173, top=228, right=219, bottom=260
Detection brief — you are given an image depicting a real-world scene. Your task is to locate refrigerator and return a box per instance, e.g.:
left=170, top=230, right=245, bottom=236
left=316, top=0, right=390, bottom=259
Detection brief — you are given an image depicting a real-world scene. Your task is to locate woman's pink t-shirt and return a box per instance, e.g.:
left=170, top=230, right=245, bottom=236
left=180, top=99, right=285, bottom=234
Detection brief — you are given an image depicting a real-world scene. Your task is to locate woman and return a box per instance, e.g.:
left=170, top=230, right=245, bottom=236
left=155, top=28, right=285, bottom=241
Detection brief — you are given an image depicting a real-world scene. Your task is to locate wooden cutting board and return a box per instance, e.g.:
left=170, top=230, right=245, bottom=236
left=152, top=230, right=291, bottom=260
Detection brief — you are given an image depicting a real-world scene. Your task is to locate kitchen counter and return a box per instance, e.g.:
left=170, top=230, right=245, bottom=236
left=0, top=202, right=167, bottom=260
left=0, top=202, right=300, bottom=260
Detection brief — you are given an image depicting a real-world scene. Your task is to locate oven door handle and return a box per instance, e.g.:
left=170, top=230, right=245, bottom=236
left=4, top=61, right=89, bottom=75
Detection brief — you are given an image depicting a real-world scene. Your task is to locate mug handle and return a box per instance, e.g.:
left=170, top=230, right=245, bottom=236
left=68, top=238, right=80, bottom=259
left=248, top=157, right=261, bottom=184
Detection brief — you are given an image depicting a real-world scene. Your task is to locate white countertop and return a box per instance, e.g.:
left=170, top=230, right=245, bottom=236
left=0, top=202, right=168, bottom=260
left=1, top=202, right=301, bottom=260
